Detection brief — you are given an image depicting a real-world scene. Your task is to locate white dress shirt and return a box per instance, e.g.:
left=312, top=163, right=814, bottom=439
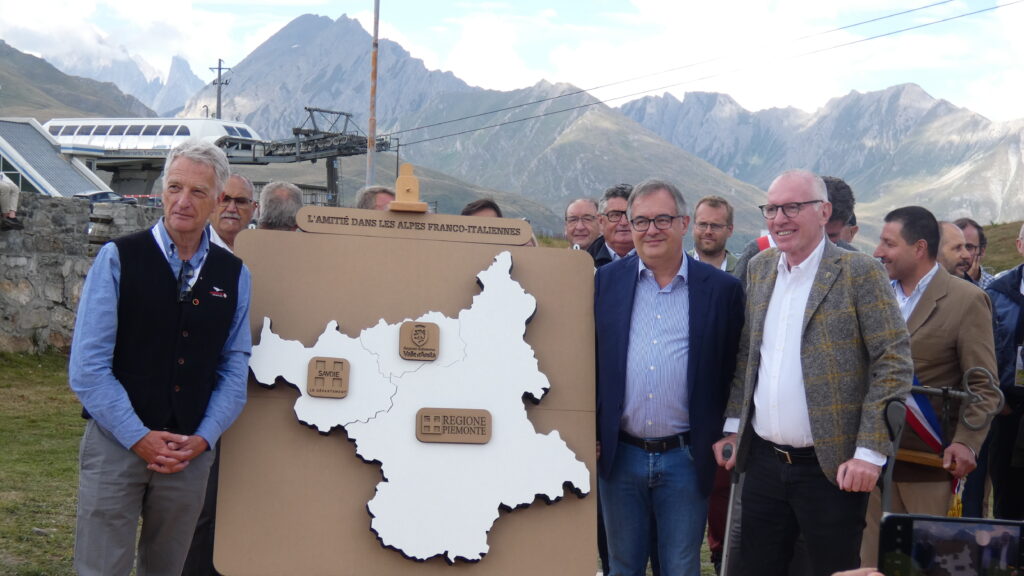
left=744, top=236, right=884, bottom=465
left=208, top=224, right=232, bottom=253
left=751, top=236, right=827, bottom=448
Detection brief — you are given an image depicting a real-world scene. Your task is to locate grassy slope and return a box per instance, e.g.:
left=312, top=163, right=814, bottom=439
left=981, top=221, right=1023, bottom=275
left=0, top=41, right=155, bottom=122
left=0, top=352, right=78, bottom=576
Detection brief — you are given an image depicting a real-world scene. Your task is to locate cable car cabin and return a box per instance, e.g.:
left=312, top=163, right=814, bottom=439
left=43, top=118, right=262, bottom=158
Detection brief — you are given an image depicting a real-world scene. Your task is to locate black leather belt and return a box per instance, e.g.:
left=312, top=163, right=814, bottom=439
left=619, top=431, right=690, bottom=453
left=757, top=435, right=816, bottom=464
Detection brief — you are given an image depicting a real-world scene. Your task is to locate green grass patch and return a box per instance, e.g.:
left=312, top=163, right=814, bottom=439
left=537, top=234, right=569, bottom=249
left=0, top=352, right=79, bottom=576
left=981, top=221, right=1023, bottom=276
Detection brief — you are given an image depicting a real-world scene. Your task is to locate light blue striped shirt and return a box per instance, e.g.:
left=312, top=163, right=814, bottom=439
left=621, top=255, right=690, bottom=438
left=892, top=262, right=940, bottom=321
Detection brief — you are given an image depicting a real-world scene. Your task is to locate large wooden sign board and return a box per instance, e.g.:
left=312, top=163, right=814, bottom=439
left=220, top=206, right=596, bottom=575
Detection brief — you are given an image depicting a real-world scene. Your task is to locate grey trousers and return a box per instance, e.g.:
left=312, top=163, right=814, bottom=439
left=74, top=419, right=215, bottom=576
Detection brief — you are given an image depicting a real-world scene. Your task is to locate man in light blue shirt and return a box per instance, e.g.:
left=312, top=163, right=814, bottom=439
left=69, top=140, right=251, bottom=576
left=595, top=179, right=744, bottom=575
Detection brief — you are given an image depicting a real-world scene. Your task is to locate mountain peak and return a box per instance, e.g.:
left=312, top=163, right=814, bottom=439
left=682, top=91, right=744, bottom=116
left=131, top=53, right=162, bottom=84
left=821, top=82, right=937, bottom=115
left=335, top=13, right=368, bottom=29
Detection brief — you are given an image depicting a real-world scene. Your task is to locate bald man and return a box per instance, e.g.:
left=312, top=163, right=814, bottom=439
left=938, top=221, right=971, bottom=278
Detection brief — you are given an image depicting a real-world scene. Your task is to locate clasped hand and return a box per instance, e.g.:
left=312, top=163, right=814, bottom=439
left=131, top=431, right=208, bottom=474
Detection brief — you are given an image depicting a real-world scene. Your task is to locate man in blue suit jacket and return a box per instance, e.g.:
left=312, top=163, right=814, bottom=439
left=595, top=178, right=744, bottom=576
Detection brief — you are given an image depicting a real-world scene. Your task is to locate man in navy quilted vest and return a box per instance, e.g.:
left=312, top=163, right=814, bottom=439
left=69, top=140, right=252, bottom=576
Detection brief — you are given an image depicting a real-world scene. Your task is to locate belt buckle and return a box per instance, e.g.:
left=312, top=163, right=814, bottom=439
left=643, top=439, right=658, bottom=452
left=774, top=446, right=793, bottom=464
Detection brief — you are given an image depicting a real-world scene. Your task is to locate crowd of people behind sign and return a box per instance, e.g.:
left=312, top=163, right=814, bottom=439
left=63, top=139, right=1022, bottom=576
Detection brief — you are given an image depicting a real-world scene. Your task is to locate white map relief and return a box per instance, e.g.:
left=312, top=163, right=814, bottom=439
left=248, top=251, right=591, bottom=562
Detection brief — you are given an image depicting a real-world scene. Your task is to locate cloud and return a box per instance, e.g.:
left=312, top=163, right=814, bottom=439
left=0, top=1, right=106, bottom=60
left=535, top=0, right=1024, bottom=120
left=441, top=11, right=547, bottom=90
left=0, top=0, right=315, bottom=82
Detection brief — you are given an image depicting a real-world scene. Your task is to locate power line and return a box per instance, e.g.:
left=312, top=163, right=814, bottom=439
left=402, top=0, right=1020, bottom=147
left=389, top=0, right=955, bottom=138
left=799, top=0, right=1021, bottom=57
left=798, top=0, right=954, bottom=39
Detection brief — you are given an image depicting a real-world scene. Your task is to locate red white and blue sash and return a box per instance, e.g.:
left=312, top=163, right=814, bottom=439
left=905, top=375, right=944, bottom=453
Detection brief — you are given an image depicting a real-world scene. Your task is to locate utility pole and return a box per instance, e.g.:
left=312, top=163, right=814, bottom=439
left=209, top=59, right=231, bottom=120
left=366, top=0, right=380, bottom=187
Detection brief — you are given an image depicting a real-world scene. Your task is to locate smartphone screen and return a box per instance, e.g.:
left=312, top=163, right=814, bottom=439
left=880, top=515, right=1022, bottom=576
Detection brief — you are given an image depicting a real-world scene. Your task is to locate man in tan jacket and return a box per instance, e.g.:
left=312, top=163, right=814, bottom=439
left=865, top=205, right=1002, bottom=564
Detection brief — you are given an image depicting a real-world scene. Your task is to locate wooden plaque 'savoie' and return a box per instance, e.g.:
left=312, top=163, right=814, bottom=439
left=306, top=356, right=349, bottom=398
left=399, top=321, right=440, bottom=361
left=416, top=408, right=492, bottom=444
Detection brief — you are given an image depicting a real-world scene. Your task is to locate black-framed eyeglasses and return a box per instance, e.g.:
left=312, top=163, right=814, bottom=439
left=630, top=214, right=683, bottom=232
left=220, top=196, right=254, bottom=208
left=759, top=200, right=823, bottom=219
left=566, top=215, right=597, bottom=225
left=695, top=222, right=728, bottom=232
left=603, top=210, right=627, bottom=223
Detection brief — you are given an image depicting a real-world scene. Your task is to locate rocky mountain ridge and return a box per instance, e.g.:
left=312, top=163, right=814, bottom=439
left=179, top=14, right=768, bottom=244
left=619, top=83, right=1024, bottom=224
left=181, top=14, right=472, bottom=136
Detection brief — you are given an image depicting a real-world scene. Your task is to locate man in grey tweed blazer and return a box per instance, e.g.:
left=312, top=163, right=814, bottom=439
left=714, top=170, right=912, bottom=576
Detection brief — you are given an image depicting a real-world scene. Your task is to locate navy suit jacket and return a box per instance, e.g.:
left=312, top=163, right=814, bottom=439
left=595, top=253, right=744, bottom=497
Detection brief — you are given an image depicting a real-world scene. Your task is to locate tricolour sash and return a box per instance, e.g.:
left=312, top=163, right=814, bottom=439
left=904, top=375, right=943, bottom=453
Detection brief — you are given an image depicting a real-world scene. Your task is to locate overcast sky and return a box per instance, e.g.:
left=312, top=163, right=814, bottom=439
left=2, top=0, right=1023, bottom=121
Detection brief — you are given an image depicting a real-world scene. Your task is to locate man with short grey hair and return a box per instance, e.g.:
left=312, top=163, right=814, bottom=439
left=259, top=181, right=304, bottom=231
left=356, top=185, right=395, bottom=211
left=564, top=197, right=600, bottom=250
left=185, top=174, right=256, bottom=575
left=714, top=169, right=911, bottom=576
left=69, top=140, right=251, bottom=576
left=209, top=174, right=256, bottom=252
left=587, top=184, right=634, bottom=268
left=596, top=178, right=743, bottom=575
left=734, top=175, right=858, bottom=282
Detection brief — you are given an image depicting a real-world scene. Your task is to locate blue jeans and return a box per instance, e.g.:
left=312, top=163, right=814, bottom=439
left=600, top=440, right=707, bottom=576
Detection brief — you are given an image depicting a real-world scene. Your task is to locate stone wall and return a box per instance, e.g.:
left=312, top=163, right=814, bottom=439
left=0, top=192, right=161, bottom=353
